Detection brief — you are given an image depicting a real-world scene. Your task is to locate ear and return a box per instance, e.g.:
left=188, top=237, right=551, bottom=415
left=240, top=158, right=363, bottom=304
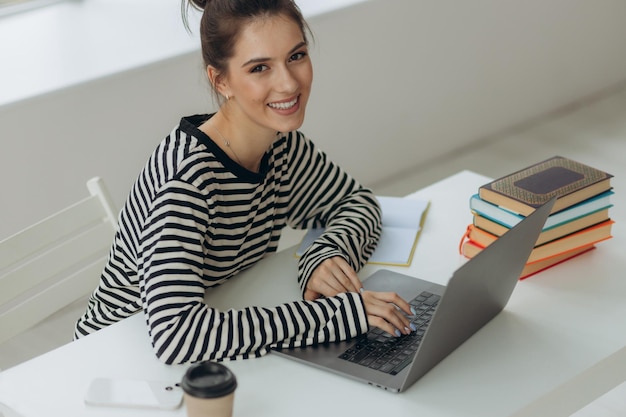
left=207, top=65, right=231, bottom=99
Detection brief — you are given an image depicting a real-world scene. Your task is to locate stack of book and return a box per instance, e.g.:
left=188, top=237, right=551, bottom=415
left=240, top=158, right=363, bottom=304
left=459, top=156, right=614, bottom=279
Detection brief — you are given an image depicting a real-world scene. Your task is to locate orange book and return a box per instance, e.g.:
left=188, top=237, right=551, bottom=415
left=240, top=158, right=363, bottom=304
left=472, top=208, right=610, bottom=246
left=460, top=240, right=596, bottom=279
left=460, top=219, right=613, bottom=264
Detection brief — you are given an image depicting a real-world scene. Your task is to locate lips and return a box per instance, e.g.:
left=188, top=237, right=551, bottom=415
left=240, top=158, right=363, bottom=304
left=268, top=96, right=298, bottom=110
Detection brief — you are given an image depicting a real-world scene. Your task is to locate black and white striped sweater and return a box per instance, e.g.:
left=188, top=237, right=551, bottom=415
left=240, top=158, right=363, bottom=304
left=74, top=114, right=382, bottom=364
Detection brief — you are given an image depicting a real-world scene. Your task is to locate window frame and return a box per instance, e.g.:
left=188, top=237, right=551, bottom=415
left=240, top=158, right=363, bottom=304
left=0, top=0, right=69, bottom=17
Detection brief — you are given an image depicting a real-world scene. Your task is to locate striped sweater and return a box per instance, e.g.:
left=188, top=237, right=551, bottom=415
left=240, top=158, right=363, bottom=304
left=74, top=114, right=382, bottom=364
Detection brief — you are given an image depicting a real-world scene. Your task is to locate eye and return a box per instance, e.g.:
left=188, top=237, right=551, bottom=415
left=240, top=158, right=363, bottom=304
left=289, top=51, right=307, bottom=62
left=250, top=64, right=269, bottom=73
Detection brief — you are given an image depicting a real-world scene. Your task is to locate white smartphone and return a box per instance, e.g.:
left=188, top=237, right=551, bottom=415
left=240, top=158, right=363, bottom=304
left=84, top=377, right=183, bottom=410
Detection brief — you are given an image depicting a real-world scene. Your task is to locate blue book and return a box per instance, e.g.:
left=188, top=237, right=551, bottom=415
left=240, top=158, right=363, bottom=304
left=469, top=190, right=613, bottom=230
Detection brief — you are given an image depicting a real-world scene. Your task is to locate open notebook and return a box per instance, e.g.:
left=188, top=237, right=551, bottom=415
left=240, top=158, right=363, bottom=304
left=295, top=196, right=430, bottom=266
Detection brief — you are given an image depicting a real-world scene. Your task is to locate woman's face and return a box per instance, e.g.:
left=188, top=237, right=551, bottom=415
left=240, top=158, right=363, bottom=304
left=219, top=14, right=313, bottom=135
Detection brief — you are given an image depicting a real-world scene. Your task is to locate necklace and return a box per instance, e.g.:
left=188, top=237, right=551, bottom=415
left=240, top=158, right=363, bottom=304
left=211, top=123, right=243, bottom=166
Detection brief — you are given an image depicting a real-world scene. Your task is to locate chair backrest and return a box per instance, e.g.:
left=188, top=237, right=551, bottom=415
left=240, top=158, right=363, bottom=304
left=0, top=177, right=117, bottom=345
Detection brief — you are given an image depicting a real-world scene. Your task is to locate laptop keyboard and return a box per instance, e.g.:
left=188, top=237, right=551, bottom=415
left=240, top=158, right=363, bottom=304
left=338, top=291, right=440, bottom=375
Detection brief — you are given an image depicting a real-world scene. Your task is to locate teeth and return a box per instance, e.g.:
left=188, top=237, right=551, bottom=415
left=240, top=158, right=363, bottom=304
left=268, top=97, right=297, bottom=110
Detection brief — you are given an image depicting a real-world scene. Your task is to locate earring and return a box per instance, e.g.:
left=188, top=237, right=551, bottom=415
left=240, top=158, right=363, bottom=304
left=224, top=94, right=230, bottom=100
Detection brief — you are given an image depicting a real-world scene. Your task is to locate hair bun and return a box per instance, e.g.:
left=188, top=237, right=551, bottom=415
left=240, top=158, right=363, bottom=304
left=189, top=0, right=209, bottom=11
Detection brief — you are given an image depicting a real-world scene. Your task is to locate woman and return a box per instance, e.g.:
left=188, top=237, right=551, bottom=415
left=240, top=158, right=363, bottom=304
left=74, top=0, right=415, bottom=364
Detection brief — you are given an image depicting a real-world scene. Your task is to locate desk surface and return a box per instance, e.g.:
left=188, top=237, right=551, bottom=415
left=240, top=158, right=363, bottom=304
left=1, top=170, right=624, bottom=417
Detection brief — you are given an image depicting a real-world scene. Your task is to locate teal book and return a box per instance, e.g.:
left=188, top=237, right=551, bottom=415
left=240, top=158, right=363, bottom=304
left=472, top=208, right=611, bottom=246
left=469, top=190, right=613, bottom=230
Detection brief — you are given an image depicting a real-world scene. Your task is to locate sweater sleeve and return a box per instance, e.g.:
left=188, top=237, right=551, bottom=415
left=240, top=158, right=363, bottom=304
left=285, top=132, right=383, bottom=296
left=138, top=180, right=369, bottom=364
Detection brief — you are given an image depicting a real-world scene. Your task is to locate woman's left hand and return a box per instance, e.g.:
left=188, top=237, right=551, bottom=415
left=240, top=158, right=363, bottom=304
left=304, top=256, right=363, bottom=300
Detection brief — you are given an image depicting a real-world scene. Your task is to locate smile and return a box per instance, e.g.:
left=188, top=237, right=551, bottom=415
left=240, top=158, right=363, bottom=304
left=268, top=96, right=298, bottom=110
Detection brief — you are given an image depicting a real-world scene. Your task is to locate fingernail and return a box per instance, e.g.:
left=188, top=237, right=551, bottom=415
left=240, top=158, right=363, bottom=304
left=411, top=307, right=417, bottom=315
left=359, top=287, right=364, bottom=294
left=410, top=323, right=417, bottom=331
left=394, top=329, right=402, bottom=337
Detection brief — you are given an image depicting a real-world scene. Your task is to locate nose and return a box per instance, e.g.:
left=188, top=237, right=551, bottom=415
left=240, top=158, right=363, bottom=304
left=274, top=65, right=298, bottom=94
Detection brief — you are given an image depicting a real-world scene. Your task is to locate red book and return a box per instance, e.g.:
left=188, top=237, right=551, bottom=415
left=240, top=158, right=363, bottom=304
left=460, top=219, right=613, bottom=264
left=460, top=240, right=596, bottom=279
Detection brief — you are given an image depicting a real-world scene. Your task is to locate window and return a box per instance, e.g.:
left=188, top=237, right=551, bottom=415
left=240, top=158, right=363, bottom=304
left=0, top=0, right=67, bottom=17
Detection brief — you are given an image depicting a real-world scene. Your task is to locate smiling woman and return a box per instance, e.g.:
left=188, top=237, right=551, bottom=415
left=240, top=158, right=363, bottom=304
left=72, top=0, right=416, bottom=366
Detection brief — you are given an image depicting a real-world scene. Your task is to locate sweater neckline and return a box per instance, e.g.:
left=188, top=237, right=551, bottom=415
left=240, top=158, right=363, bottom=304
left=180, top=114, right=275, bottom=183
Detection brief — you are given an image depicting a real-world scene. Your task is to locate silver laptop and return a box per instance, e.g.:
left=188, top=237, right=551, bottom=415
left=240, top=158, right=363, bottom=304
left=272, top=197, right=556, bottom=392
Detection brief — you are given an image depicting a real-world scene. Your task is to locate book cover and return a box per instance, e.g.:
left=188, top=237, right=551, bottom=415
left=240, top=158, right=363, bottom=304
left=478, top=156, right=613, bottom=216
left=460, top=240, right=596, bottom=279
left=469, top=190, right=613, bottom=230
left=295, top=196, right=430, bottom=266
left=473, top=208, right=611, bottom=246
left=460, top=220, right=613, bottom=264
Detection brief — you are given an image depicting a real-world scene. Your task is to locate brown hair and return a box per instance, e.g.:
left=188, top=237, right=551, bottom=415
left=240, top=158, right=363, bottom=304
left=181, top=0, right=312, bottom=101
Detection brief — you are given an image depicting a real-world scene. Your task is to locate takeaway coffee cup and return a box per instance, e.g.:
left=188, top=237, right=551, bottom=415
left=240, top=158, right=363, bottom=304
left=180, top=361, right=237, bottom=417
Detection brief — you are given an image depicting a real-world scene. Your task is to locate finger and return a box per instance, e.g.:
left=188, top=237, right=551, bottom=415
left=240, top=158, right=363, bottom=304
left=312, top=257, right=360, bottom=295
left=367, top=314, right=402, bottom=337
left=370, top=291, right=414, bottom=316
left=328, top=269, right=355, bottom=294
left=336, top=261, right=363, bottom=293
left=363, top=293, right=412, bottom=335
left=308, top=275, right=343, bottom=298
left=388, top=306, right=414, bottom=334
left=379, top=304, right=412, bottom=335
left=319, top=259, right=358, bottom=293
left=392, top=296, right=414, bottom=317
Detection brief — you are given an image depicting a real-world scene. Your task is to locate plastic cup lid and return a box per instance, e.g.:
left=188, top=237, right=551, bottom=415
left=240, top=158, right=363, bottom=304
left=180, top=361, right=237, bottom=399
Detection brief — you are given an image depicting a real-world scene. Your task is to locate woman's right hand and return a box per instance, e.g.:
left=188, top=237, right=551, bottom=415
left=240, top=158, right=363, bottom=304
left=361, top=290, right=415, bottom=337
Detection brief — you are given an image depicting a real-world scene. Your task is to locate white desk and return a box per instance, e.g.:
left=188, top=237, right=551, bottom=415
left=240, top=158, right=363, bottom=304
left=1, top=171, right=624, bottom=417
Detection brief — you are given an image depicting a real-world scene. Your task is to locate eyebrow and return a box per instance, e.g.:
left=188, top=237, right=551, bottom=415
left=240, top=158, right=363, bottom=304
left=241, top=41, right=308, bottom=68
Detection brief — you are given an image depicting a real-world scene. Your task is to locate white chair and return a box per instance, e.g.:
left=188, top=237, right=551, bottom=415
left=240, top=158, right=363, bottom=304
left=0, top=177, right=117, bottom=346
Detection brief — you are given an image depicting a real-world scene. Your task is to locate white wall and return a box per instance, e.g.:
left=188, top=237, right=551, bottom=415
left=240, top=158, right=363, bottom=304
left=302, top=0, right=626, bottom=181
left=2, top=0, right=626, bottom=240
